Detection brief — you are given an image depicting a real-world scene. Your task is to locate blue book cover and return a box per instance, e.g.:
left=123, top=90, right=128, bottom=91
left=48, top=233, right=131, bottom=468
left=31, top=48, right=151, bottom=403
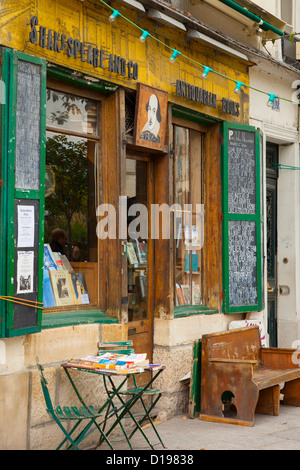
left=43, top=269, right=56, bottom=308
left=70, top=272, right=90, bottom=305
left=184, top=253, right=199, bottom=272
left=44, top=244, right=57, bottom=271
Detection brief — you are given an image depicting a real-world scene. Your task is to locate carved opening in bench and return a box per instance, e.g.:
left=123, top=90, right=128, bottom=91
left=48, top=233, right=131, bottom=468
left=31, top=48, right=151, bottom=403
left=221, top=391, right=237, bottom=418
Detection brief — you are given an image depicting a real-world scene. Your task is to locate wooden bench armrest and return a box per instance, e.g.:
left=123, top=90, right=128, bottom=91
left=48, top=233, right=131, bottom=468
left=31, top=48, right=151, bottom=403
left=208, top=358, right=259, bottom=364
left=262, top=347, right=298, bottom=369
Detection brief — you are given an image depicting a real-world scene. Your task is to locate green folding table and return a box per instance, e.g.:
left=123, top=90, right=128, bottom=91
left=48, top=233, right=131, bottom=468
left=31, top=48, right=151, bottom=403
left=61, top=361, right=165, bottom=450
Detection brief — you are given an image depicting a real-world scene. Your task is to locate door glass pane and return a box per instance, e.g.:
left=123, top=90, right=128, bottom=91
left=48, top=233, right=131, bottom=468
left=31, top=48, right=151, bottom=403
left=126, top=159, right=148, bottom=321
left=45, top=132, right=97, bottom=263
left=46, top=89, right=97, bottom=135
left=174, top=126, right=203, bottom=306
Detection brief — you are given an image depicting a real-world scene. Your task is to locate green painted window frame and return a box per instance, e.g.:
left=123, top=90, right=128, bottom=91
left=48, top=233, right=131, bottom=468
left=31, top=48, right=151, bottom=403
left=174, top=305, right=218, bottom=318
left=0, top=47, right=9, bottom=338
left=221, top=122, right=263, bottom=314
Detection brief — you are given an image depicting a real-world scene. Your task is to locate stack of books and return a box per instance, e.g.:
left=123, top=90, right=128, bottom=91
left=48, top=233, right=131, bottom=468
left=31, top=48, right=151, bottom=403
left=65, top=352, right=162, bottom=374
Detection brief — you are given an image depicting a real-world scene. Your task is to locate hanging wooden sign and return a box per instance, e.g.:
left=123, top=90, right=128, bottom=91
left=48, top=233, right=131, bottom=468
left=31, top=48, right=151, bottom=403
left=133, top=84, right=168, bottom=151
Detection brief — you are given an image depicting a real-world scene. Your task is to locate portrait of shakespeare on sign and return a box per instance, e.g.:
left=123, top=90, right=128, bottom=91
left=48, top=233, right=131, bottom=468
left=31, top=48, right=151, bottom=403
left=134, top=84, right=168, bottom=151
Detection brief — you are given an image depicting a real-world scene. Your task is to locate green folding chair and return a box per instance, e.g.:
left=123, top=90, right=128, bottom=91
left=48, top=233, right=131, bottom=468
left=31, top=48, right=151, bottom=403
left=98, top=340, right=135, bottom=355
left=36, top=358, right=113, bottom=450
left=98, top=342, right=165, bottom=449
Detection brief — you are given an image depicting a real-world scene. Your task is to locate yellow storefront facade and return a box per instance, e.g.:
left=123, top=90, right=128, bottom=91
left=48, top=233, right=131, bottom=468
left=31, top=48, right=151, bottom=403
left=0, top=0, right=262, bottom=450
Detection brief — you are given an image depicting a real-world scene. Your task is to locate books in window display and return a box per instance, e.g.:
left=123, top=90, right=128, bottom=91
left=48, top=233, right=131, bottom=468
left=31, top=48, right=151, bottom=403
left=51, top=252, right=64, bottom=270
left=134, top=239, right=147, bottom=264
left=70, top=272, right=90, bottom=305
left=128, top=292, right=138, bottom=308
left=44, top=243, right=70, bottom=271
left=176, top=284, right=201, bottom=306
left=44, top=244, right=57, bottom=271
left=127, top=242, right=138, bottom=265
left=184, top=253, right=199, bottom=273
left=43, top=269, right=56, bottom=308
left=181, top=285, right=191, bottom=305
left=60, top=254, right=74, bottom=273
left=49, top=270, right=76, bottom=307
left=192, top=285, right=201, bottom=305
left=176, top=284, right=185, bottom=305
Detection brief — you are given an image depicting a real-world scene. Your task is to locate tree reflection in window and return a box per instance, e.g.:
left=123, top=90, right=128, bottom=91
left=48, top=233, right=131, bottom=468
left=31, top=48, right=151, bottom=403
left=45, top=133, right=90, bottom=261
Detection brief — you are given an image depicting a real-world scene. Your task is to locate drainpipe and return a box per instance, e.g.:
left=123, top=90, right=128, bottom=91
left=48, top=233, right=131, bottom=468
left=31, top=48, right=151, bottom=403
left=218, top=0, right=284, bottom=37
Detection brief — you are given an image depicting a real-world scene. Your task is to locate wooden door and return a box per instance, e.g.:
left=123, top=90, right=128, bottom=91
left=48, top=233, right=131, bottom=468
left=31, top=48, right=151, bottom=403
left=266, top=143, right=278, bottom=347
left=125, top=154, right=153, bottom=362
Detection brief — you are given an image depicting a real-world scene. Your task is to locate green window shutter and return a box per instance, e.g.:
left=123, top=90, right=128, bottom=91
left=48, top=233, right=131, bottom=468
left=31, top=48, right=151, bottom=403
left=221, top=122, right=263, bottom=314
left=4, top=49, right=46, bottom=336
left=0, top=48, right=9, bottom=338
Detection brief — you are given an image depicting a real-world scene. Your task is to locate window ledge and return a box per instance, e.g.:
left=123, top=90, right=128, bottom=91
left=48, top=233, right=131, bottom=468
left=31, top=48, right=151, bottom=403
left=42, top=309, right=119, bottom=329
left=174, top=305, right=218, bottom=318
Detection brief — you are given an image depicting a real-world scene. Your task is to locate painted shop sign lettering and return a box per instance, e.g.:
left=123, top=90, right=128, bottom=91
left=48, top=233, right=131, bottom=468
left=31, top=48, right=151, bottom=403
left=29, top=16, right=139, bottom=80
left=221, top=98, right=240, bottom=117
left=176, top=80, right=240, bottom=116
left=176, top=80, right=217, bottom=109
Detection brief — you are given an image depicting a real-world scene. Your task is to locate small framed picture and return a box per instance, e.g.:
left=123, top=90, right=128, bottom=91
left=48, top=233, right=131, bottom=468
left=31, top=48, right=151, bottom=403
left=134, top=84, right=168, bottom=151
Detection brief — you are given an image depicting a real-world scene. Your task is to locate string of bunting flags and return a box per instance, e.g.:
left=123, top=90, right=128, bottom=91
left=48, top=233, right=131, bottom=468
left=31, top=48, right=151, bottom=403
left=99, top=0, right=300, bottom=107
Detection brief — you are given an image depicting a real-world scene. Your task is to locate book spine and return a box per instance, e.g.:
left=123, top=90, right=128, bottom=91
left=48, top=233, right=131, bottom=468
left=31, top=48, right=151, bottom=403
left=66, top=362, right=95, bottom=370
left=115, top=367, right=144, bottom=374
left=65, top=362, right=144, bottom=374
left=93, top=362, right=126, bottom=370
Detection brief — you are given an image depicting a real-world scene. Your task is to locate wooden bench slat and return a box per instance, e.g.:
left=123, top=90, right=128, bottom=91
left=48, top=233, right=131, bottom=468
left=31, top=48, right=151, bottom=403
left=253, top=367, right=300, bottom=390
left=209, top=358, right=259, bottom=364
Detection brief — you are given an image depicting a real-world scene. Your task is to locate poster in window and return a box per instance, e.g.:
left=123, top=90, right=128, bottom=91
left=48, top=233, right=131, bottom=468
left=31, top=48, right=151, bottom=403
left=134, top=84, right=168, bottom=151
left=17, top=251, right=34, bottom=294
left=17, top=205, right=35, bottom=248
left=50, top=270, right=75, bottom=307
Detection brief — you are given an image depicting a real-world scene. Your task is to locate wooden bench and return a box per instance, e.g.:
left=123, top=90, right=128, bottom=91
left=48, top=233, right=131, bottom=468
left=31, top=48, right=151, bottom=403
left=200, top=326, right=300, bottom=426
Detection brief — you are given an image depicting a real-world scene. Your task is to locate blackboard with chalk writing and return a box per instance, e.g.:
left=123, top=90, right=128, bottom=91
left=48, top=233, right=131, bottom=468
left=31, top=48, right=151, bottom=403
left=222, top=123, right=262, bottom=313
left=228, top=220, right=258, bottom=307
left=227, top=129, right=256, bottom=215
left=15, top=60, right=41, bottom=190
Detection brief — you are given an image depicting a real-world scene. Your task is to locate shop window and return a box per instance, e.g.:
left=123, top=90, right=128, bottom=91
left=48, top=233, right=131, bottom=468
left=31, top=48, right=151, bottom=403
left=173, top=125, right=204, bottom=307
left=44, top=88, right=99, bottom=310
left=1, top=49, right=116, bottom=337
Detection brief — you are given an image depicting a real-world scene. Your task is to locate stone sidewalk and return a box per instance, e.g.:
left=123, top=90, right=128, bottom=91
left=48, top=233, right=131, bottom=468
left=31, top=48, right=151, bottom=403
left=97, top=405, right=300, bottom=451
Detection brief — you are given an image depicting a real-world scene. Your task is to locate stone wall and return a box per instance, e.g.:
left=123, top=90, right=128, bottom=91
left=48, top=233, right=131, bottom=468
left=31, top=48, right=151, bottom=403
left=0, top=323, right=125, bottom=450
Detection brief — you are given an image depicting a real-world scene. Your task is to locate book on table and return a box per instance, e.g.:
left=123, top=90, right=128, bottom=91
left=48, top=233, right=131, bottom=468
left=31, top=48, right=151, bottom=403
left=65, top=359, right=145, bottom=374
left=65, top=352, right=151, bottom=374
